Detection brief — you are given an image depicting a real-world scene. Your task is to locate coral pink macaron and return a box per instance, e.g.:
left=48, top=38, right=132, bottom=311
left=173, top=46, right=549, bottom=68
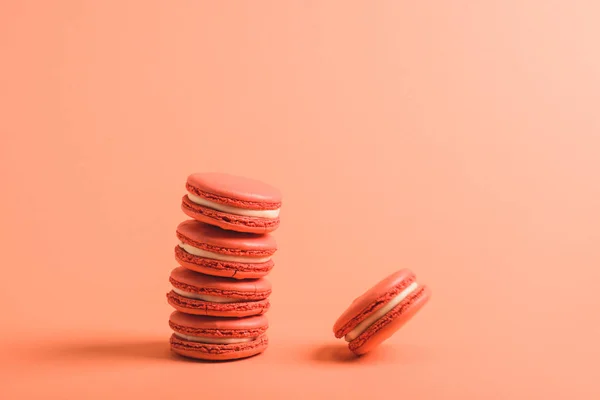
left=175, top=220, right=277, bottom=279
left=333, top=269, right=431, bottom=355
left=169, top=311, right=269, bottom=361
left=167, top=266, right=271, bottom=317
left=182, top=172, right=282, bottom=234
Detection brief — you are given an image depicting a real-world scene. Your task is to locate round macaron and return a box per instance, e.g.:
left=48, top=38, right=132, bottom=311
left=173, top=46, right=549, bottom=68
left=167, top=266, right=271, bottom=317
left=181, top=172, right=282, bottom=234
left=175, top=220, right=277, bottom=279
left=333, top=269, right=431, bottom=355
left=169, top=311, right=269, bottom=361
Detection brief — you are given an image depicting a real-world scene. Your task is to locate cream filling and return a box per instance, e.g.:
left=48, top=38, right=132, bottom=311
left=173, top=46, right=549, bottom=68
left=179, top=242, right=271, bottom=263
left=345, top=282, right=419, bottom=342
left=172, top=287, right=240, bottom=303
left=187, top=192, right=280, bottom=219
left=174, top=332, right=254, bottom=344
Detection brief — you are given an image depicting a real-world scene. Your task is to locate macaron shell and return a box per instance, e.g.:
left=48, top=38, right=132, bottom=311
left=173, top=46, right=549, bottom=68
left=170, top=333, right=268, bottom=361
left=187, top=173, right=282, bottom=208
left=182, top=196, right=280, bottom=234
left=333, top=269, right=416, bottom=338
left=175, top=245, right=274, bottom=279
left=349, top=285, right=431, bottom=355
left=169, top=266, right=272, bottom=299
left=169, top=311, right=268, bottom=337
left=167, top=291, right=270, bottom=317
left=176, top=219, right=277, bottom=256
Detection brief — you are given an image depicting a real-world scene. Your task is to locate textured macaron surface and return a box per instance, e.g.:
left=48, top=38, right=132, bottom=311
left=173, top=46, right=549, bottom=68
left=176, top=220, right=277, bottom=256
left=333, top=269, right=417, bottom=338
left=348, top=286, right=431, bottom=354
left=186, top=172, right=282, bottom=210
left=167, top=291, right=270, bottom=317
left=169, top=312, right=268, bottom=338
left=169, top=266, right=271, bottom=300
left=181, top=197, right=281, bottom=234
left=174, top=245, right=274, bottom=279
left=170, top=333, right=269, bottom=360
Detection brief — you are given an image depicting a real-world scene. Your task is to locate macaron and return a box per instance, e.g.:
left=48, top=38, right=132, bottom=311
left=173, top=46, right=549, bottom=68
left=182, top=172, right=282, bottom=234
left=169, top=311, right=269, bottom=361
left=175, top=220, right=277, bottom=279
left=333, top=269, right=431, bottom=355
left=167, top=266, right=271, bottom=317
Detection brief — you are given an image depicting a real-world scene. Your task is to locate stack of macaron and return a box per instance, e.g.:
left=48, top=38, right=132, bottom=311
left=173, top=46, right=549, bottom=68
left=167, top=172, right=281, bottom=361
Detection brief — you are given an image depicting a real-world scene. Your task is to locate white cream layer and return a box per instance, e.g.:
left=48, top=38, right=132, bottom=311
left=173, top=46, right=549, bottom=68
left=187, top=192, right=280, bottom=219
left=345, top=282, right=419, bottom=342
left=172, top=287, right=240, bottom=303
left=179, top=242, right=271, bottom=263
left=174, top=332, right=254, bottom=344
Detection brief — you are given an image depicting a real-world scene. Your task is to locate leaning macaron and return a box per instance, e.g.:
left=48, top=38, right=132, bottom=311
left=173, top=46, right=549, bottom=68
left=182, top=172, right=282, bottom=234
left=333, top=269, right=431, bottom=355
left=167, top=266, right=271, bottom=317
left=175, top=220, right=277, bottom=279
left=169, top=311, right=269, bottom=361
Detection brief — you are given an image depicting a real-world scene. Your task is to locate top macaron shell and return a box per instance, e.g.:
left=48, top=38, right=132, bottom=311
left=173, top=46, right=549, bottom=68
left=175, top=220, right=277, bottom=279
left=183, top=173, right=282, bottom=234
left=188, top=173, right=282, bottom=208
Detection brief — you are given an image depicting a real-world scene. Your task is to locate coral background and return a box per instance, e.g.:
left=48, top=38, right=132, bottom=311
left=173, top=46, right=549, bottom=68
left=1, top=1, right=599, bottom=398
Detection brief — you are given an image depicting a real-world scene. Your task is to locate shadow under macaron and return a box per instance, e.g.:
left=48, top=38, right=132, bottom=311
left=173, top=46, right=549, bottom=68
left=34, top=339, right=174, bottom=362
left=310, top=342, right=431, bottom=365
left=35, top=338, right=268, bottom=364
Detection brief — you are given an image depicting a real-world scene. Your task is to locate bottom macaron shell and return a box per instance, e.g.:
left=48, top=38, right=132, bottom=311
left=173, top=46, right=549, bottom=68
left=167, top=291, right=270, bottom=317
left=170, top=333, right=269, bottom=361
left=175, top=245, right=273, bottom=279
left=181, top=196, right=280, bottom=234
left=349, top=286, right=431, bottom=356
